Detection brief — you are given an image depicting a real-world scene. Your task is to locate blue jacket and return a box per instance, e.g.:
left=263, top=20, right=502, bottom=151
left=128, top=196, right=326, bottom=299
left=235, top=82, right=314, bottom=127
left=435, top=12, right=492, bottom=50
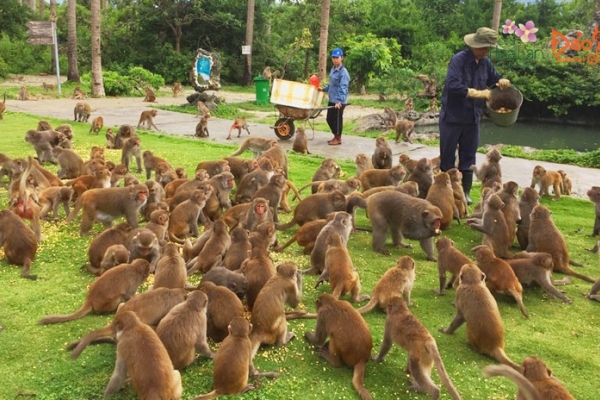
left=322, top=64, right=350, bottom=105
left=440, top=48, right=501, bottom=125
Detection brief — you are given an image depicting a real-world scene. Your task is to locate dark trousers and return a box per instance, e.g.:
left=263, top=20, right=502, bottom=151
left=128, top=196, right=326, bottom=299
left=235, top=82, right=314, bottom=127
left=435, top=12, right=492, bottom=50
left=439, top=119, right=479, bottom=172
left=326, top=102, right=345, bottom=137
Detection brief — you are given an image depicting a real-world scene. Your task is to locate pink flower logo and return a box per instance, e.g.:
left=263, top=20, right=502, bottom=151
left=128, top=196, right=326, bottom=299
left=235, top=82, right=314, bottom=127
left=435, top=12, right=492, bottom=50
left=502, top=19, right=516, bottom=34
left=515, top=20, right=538, bottom=43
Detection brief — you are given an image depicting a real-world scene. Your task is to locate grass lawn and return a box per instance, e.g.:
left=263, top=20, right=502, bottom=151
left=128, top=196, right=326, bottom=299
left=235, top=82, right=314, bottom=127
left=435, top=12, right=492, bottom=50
left=0, top=111, right=599, bottom=399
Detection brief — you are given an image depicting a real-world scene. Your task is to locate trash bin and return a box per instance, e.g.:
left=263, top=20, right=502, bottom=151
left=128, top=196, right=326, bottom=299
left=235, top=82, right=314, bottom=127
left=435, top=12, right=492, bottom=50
left=254, top=76, right=270, bottom=105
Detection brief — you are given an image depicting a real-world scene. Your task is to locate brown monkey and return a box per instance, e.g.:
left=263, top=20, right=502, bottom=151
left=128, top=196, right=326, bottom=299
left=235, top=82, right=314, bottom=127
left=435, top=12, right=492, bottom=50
left=38, top=186, right=73, bottom=221
left=273, top=217, right=328, bottom=254
left=317, top=233, right=370, bottom=302
left=37, top=120, right=53, bottom=131
left=74, top=101, right=92, bottom=122
left=198, top=281, right=245, bottom=342
left=508, top=251, right=572, bottom=303
left=18, top=85, right=29, bottom=101
left=226, top=116, right=251, bottom=140
left=241, top=245, right=275, bottom=311
left=373, top=296, right=462, bottom=400
left=223, top=227, right=251, bottom=271
left=144, top=208, right=169, bottom=245
left=292, top=127, right=310, bottom=154
left=110, top=163, right=128, bottom=187
left=195, top=115, right=210, bottom=137
left=406, top=157, right=434, bottom=199
left=222, top=202, right=254, bottom=230
left=398, top=153, right=419, bottom=177
left=105, top=128, right=116, bottom=149
left=404, top=97, right=414, bottom=111
left=196, top=100, right=211, bottom=117
left=530, top=165, right=562, bottom=200
left=82, top=223, right=133, bottom=275
left=42, top=82, right=56, bottom=91
left=249, top=221, right=277, bottom=250
left=203, top=171, right=235, bottom=220
left=103, top=311, right=182, bottom=399
left=587, top=186, right=600, bottom=236
left=120, top=135, right=142, bottom=173
left=496, top=181, right=522, bottom=245
left=426, top=172, right=460, bottom=230
left=223, top=156, right=258, bottom=186
left=155, top=290, right=214, bottom=370
left=516, top=187, right=540, bottom=250
left=168, top=189, right=209, bottom=244
left=156, top=161, right=179, bottom=187
left=142, top=86, right=156, bottom=102
left=359, top=181, right=420, bottom=199
left=346, top=191, right=442, bottom=260
left=472, top=245, right=529, bottom=318
left=355, top=153, right=373, bottom=177
left=383, top=107, right=415, bottom=144
left=114, top=124, right=135, bottom=150
left=142, top=200, right=169, bottom=223
left=137, top=109, right=159, bottom=130
left=302, top=177, right=361, bottom=196
left=258, top=144, right=288, bottom=177
left=447, top=168, right=468, bottom=218
left=38, top=259, right=150, bottom=324
left=165, top=169, right=207, bottom=198
left=67, top=167, right=112, bottom=200
left=251, top=174, right=286, bottom=222
left=440, top=263, right=521, bottom=371
left=466, top=194, right=513, bottom=259
left=304, top=293, right=373, bottom=400
left=557, top=170, right=572, bottom=195
left=71, top=86, right=87, bottom=99
left=229, top=136, right=276, bottom=158
left=66, top=184, right=149, bottom=236
left=243, top=198, right=273, bottom=231
left=182, top=221, right=213, bottom=262
left=0, top=92, right=6, bottom=119
left=24, top=129, right=59, bottom=164
left=127, top=228, right=161, bottom=273
left=175, top=167, right=187, bottom=179
left=304, top=212, right=353, bottom=275
left=527, top=204, right=594, bottom=282
left=172, top=81, right=181, bottom=97
left=190, top=317, right=278, bottom=400
left=201, top=266, right=248, bottom=300
left=187, top=219, right=231, bottom=275
left=433, top=237, right=472, bottom=295
left=483, top=364, right=542, bottom=400
left=359, top=165, right=407, bottom=191
left=310, top=158, right=341, bottom=193
left=276, top=190, right=346, bottom=230
left=371, top=136, right=393, bottom=169
left=471, top=147, right=503, bottom=190
left=52, top=147, right=83, bottom=179
left=98, top=244, right=130, bottom=274
left=0, top=210, right=38, bottom=280
left=89, top=116, right=104, bottom=134
left=195, top=159, right=230, bottom=177
left=55, top=124, right=74, bottom=140
left=142, top=150, right=172, bottom=180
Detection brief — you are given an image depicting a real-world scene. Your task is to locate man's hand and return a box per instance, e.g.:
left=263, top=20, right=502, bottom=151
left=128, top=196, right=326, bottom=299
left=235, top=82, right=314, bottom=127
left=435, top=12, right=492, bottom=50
left=335, top=103, right=342, bottom=109
left=497, top=78, right=511, bottom=90
left=467, top=88, right=492, bottom=100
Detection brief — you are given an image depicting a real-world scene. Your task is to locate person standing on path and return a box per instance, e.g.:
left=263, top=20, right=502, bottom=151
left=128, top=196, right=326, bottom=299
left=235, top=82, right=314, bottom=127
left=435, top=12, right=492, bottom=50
left=319, top=47, right=350, bottom=146
left=439, top=27, right=510, bottom=204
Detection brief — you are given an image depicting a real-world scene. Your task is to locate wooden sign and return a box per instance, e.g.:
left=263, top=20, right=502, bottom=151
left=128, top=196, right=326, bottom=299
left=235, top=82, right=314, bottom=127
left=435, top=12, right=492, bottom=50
left=26, top=21, right=54, bottom=45
left=27, top=37, right=55, bottom=45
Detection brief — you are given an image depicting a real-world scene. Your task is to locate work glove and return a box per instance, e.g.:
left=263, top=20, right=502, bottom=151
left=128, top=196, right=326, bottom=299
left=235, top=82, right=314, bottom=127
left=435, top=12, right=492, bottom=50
left=497, top=78, right=511, bottom=90
left=467, top=88, right=492, bottom=100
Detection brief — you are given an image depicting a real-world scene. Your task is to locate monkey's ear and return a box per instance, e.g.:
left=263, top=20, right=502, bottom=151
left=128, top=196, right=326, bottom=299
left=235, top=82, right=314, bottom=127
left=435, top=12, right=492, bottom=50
left=546, top=366, right=552, bottom=377
left=228, top=282, right=238, bottom=291
left=480, top=271, right=486, bottom=282
left=422, top=210, right=430, bottom=218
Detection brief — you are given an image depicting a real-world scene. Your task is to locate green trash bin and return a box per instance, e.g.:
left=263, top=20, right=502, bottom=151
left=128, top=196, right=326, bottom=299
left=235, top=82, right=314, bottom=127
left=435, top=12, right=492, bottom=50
left=254, top=76, right=270, bottom=105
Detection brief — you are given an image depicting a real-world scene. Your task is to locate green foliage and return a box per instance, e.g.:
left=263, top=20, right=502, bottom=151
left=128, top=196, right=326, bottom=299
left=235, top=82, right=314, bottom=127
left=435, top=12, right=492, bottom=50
left=0, top=55, right=9, bottom=79
left=153, top=48, right=194, bottom=84
left=0, top=0, right=32, bottom=38
left=0, top=36, right=54, bottom=74
left=127, top=66, right=166, bottom=91
left=82, top=70, right=133, bottom=97
left=343, top=34, right=402, bottom=90
left=491, top=146, right=600, bottom=168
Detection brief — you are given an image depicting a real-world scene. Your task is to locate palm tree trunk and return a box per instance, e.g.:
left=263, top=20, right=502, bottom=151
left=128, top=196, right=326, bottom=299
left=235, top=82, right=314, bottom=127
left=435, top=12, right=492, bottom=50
left=491, top=0, right=502, bottom=31
left=39, top=0, right=45, bottom=18
left=318, top=0, right=331, bottom=82
left=49, top=0, right=56, bottom=73
left=29, top=0, right=36, bottom=12
left=90, top=0, right=105, bottom=96
left=67, top=0, right=80, bottom=82
left=243, top=0, right=255, bottom=86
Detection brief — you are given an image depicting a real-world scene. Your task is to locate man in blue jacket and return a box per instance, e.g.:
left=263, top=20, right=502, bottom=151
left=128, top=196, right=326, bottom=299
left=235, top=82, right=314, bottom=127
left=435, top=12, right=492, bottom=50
left=320, top=47, right=350, bottom=146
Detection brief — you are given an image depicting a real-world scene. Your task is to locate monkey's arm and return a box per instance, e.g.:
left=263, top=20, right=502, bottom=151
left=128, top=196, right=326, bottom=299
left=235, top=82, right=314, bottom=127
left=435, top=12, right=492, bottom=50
left=304, top=316, right=327, bottom=346
left=103, top=355, right=128, bottom=397
left=372, top=328, right=393, bottom=362
left=466, top=218, right=490, bottom=234
left=439, top=311, right=465, bottom=334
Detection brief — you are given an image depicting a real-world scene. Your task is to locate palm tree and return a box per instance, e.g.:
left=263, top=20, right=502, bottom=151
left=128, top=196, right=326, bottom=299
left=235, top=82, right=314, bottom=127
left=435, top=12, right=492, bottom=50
left=67, top=0, right=80, bottom=82
left=90, top=0, right=105, bottom=96
left=318, top=0, right=331, bottom=82
left=492, top=0, right=502, bottom=31
left=243, top=0, right=255, bottom=86
left=28, top=0, right=36, bottom=12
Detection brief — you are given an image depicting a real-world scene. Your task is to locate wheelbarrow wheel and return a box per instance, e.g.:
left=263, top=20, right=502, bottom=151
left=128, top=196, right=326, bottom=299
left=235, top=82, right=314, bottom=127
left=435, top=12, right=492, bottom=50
left=274, top=118, right=295, bottom=140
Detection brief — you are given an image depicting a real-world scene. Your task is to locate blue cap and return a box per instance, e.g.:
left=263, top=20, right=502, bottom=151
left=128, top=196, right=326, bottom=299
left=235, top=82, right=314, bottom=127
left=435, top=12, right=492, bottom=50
left=331, top=48, right=344, bottom=57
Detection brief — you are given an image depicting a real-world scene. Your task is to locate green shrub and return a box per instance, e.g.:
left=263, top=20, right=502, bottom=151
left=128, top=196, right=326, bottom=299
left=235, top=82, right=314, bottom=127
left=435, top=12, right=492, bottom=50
left=0, top=56, right=9, bottom=79
left=128, top=66, right=165, bottom=91
left=82, top=70, right=134, bottom=97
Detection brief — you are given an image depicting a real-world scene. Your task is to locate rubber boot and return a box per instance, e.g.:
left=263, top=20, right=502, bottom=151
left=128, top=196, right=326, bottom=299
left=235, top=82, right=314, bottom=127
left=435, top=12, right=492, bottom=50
left=461, top=170, right=473, bottom=205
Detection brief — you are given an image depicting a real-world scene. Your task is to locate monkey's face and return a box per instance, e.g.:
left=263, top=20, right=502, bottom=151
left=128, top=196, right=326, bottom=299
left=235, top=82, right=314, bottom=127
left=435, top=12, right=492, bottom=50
left=532, top=166, right=545, bottom=178
left=255, top=203, right=266, bottom=215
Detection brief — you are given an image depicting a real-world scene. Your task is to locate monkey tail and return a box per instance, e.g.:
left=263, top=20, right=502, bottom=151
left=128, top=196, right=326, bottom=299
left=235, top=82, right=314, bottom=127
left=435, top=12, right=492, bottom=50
left=168, top=231, right=186, bottom=244
left=508, top=289, right=529, bottom=319
left=569, top=259, right=583, bottom=267
left=356, top=298, right=378, bottom=314
left=273, top=235, right=297, bottom=252
left=38, top=303, right=93, bottom=325
left=65, top=196, right=83, bottom=223
left=490, top=348, right=522, bottom=373
left=482, top=364, right=541, bottom=400
left=297, top=181, right=321, bottom=194
left=286, top=180, right=303, bottom=201
left=190, top=390, right=220, bottom=400
left=275, top=218, right=297, bottom=231
left=428, top=342, right=462, bottom=400
left=565, top=268, right=595, bottom=283
left=67, top=324, right=114, bottom=359
left=351, top=361, right=372, bottom=400
left=229, top=147, right=244, bottom=157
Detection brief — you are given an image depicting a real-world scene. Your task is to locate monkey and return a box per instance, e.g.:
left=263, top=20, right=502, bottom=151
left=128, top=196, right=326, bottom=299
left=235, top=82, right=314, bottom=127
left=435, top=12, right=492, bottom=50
left=230, top=137, right=277, bottom=162
left=358, top=255, right=416, bottom=313
left=8, top=159, right=43, bottom=243
left=273, top=217, right=328, bottom=254
left=250, top=261, right=302, bottom=356
left=404, top=97, right=414, bottom=111
left=221, top=202, right=254, bottom=230
left=89, top=116, right=104, bottom=134
left=586, top=242, right=600, bottom=301
left=164, top=169, right=206, bottom=198
left=196, top=100, right=211, bottom=118
left=250, top=174, right=286, bottom=223
left=527, top=204, right=595, bottom=282
left=141, top=150, right=171, bottom=181
left=38, top=186, right=73, bottom=221
left=496, top=181, right=521, bottom=245
left=120, top=136, right=142, bottom=173
left=18, top=85, right=29, bottom=101
left=201, top=266, right=248, bottom=300
left=371, top=136, right=393, bottom=169
left=37, top=120, right=53, bottom=131
left=103, top=311, right=182, bottom=399
left=316, top=233, right=370, bottom=302
left=195, top=159, right=230, bottom=177
left=383, top=106, right=415, bottom=144
left=97, top=244, right=130, bottom=275
left=114, top=124, right=135, bottom=150
left=223, top=156, right=258, bottom=186
left=137, top=109, right=159, bottom=130
left=398, top=153, right=419, bottom=177
left=52, top=147, right=83, bottom=179
left=303, top=212, right=353, bottom=275
left=55, top=123, right=74, bottom=140
left=71, top=86, right=87, bottom=99
left=168, top=189, right=209, bottom=244
left=142, top=86, right=157, bottom=102
left=172, top=81, right=181, bottom=97
left=472, top=245, right=529, bottom=318
left=432, top=237, right=472, bottom=295
left=466, top=193, right=513, bottom=259
left=298, top=178, right=359, bottom=196
left=507, top=251, right=573, bottom=303
left=358, top=180, right=420, bottom=199
left=143, top=208, right=169, bottom=245
left=483, top=356, right=575, bottom=400
left=346, top=191, right=442, bottom=260
left=358, top=165, right=407, bottom=191
left=41, top=82, right=55, bottom=92
left=195, top=115, right=210, bottom=137
left=187, top=219, right=231, bottom=275
left=447, top=168, right=469, bottom=218
left=82, top=223, right=133, bottom=275
left=557, top=170, right=572, bottom=196
left=38, top=259, right=150, bottom=325
left=304, top=293, right=373, bottom=400
left=24, top=129, right=60, bottom=164
left=425, top=172, right=460, bottom=230
left=223, top=227, right=251, bottom=271
left=156, top=161, right=179, bottom=187
left=429, top=97, right=439, bottom=112
left=66, top=184, right=149, bottom=236
left=276, top=190, right=347, bottom=231
left=258, top=144, right=288, bottom=177
left=372, top=296, right=462, bottom=400
left=530, top=165, right=562, bottom=200
left=471, top=147, right=503, bottom=190
left=241, top=197, right=273, bottom=231
left=292, top=126, right=311, bottom=154
left=240, top=245, right=275, bottom=311
left=226, top=116, right=251, bottom=140
left=66, top=167, right=112, bottom=201
left=0, top=92, right=6, bottom=119
left=309, top=158, right=342, bottom=194
left=109, top=163, right=128, bottom=187
left=280, top=179, right=303, bottom=213
left=175, top=167, right=187, bottom=179
left=198, top=281, right=245, bottom=342
left=355, top=153, right=373, bottom=177
left=182, top=220, right=213, bottom=262
left=249, top=221, right=278, bottom=250
left=516, top=187, right=540, bottom=250
left=127, top=228, right=161, bottom=273
left=203, top=171, right=235, bottom=220
left=406, top=157, right=434, bottom=199
left=0, top=210, right=38, bottom=280
left=190, top=317, right=279, bottom=400
left=73, top=101, right=92, bottom=122
left=155, top=290, right=214, bottom=370
left=440, top=263, right=521, bottom=371
left=587, top=186, right=600, bottom=236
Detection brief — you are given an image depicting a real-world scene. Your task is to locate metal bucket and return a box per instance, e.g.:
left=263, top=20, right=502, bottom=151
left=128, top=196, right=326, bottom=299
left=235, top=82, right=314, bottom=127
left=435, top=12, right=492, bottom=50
left=486, top=86, right=523, bottom=127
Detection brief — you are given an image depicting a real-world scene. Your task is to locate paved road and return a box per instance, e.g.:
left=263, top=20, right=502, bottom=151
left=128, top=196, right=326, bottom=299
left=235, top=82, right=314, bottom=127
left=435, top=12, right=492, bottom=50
left=6, top=92, right=600, bottom=199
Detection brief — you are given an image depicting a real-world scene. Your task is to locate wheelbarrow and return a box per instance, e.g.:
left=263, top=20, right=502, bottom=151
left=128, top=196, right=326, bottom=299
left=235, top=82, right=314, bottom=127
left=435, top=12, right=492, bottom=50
left=272, top=104, right=333, bottom=140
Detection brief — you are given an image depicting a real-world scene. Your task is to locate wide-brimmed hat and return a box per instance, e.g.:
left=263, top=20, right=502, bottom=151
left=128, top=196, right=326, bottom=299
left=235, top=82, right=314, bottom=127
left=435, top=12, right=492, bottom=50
left=464, top=27, right=499, bottom=48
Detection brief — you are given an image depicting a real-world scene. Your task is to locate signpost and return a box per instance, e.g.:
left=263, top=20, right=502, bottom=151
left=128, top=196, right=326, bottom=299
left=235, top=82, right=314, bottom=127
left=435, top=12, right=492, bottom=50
left=26, top=21, right=61, bottom=94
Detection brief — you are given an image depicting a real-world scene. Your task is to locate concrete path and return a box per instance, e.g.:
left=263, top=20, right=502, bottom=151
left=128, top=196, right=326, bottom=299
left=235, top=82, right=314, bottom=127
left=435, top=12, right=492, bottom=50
left=6, top=92, right=600, bottom=199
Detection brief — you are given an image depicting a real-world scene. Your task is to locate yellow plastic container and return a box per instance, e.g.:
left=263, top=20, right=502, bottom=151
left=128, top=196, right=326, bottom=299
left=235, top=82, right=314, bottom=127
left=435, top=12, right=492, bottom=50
left=270, top=79, right=324, bottom=109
